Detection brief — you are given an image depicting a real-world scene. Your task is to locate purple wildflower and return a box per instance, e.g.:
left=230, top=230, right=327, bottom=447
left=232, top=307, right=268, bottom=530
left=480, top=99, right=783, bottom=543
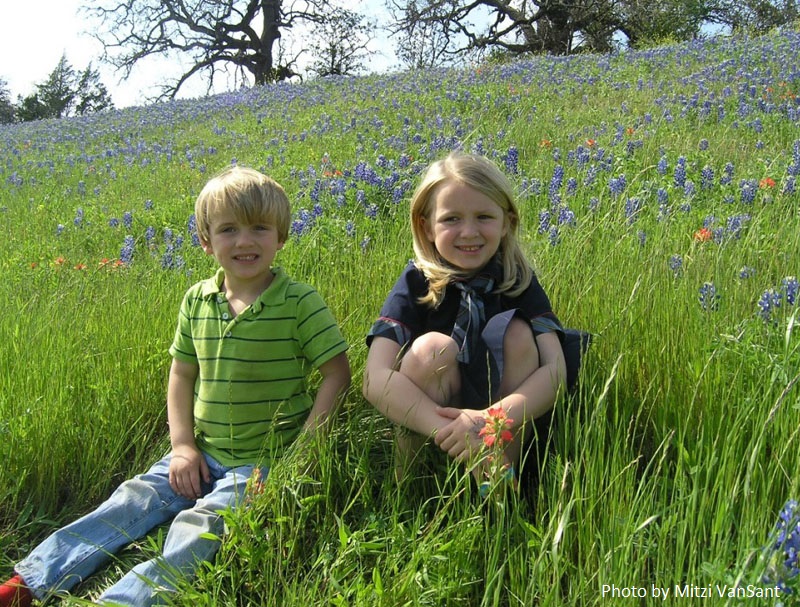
left=698, top=282, right=720, bottom=311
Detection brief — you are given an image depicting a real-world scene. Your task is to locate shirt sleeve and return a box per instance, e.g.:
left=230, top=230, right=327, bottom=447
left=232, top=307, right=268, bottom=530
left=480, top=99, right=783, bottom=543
left=366, top=262, right=424, bottom=348
left=512, top=273, right=565, bottom=338
left=169, top=287, right=199, bottom=364
left=295, top=287, right=349, bottom=369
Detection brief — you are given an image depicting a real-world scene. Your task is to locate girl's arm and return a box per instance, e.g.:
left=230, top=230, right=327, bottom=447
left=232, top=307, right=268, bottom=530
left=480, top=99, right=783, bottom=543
left=167, top=358, right=211, bottom=499
left=302, top=352, right=351, bottom=433
left=362, top=337, right=452, bottom=437
left=435, top=331, right=566, bottom=460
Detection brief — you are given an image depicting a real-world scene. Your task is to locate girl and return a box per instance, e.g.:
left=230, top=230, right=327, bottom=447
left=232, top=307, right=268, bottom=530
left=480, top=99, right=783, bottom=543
left=362, top=151, right=567, bottom=485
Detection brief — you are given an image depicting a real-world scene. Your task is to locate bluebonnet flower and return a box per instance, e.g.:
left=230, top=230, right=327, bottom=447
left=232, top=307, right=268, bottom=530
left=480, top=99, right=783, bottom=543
left=566, top=177, right=578, bottom=196
left=740, top=179, right=757, bottom=204
left=356, top=190, right=366, bottom=205
left=77, top=181, right=86, bottom=196
left=365, top=204, right=379, bottom=219
left=360, top=236, right=371, bottom=252
left=674, top=157, right=687, bottom=188
left=609, top=175, right=626, bottom=197
left=758, top=288, right=782, bottom=322
left=624, top=198, right=642, bottom=223
left=120, top=236, right=135, bottom=265
left=164, top=228, right=174, bottom=244
left=720, top=163, right=735, bottom=186
left=701, top=166, right=715, bottom=190
left=669, top=255, right=683, bottom=276
left=548, top=226, right=560, bottom=247
left=588, top=197, right=599, bottom=213
left=504, top=146, right=519, bottom=175
left=144, top=199, right=153, bottom=211
left=187, top=215, right=200, bottom=247
left=699, top=139, right=709, bottom=151
left=657, top=155, right=668, bottom=176
left=726, top=213, right=750, bottom=239
left=56, top=224, right=65, bottom=236
left=698, top=282, right=720, bottom=311
left=739, top=266, right=756, bottom=279
left=109, top=218, right=120, bottom=228
left=684, top=180, right=695, bottom=198
left=549, top=165, right=564, bottom=202
left=558, top=206, right=576, bottom=226
left=74, top=208, right=84, bottom=227
left=145, top=226, right=156, bottom=245
left=784, top=177, right=796, bottom=195
left=538, top=209, right=551, bottom=234
left=763, top=499, right=800, bottom=595
left=583, top=165, right=597, bottom=187
left=122, top=211, right=133, bottom=230
left=782, top=276, right=798, bottom=306
left=345, top=221, right=356, bottom=238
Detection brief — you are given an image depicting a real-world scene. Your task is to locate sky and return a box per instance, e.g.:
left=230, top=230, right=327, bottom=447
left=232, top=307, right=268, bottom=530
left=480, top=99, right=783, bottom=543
left=0, top=0, right=397, bottom=109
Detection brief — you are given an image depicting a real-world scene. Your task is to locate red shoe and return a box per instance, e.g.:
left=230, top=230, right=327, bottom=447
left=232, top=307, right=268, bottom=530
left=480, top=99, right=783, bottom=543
left=0, top=575, right=33, bottom=607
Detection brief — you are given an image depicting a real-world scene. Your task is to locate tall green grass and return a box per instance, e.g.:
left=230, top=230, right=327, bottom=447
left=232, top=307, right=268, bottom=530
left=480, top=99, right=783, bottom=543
left=2, top=29, right=800, bottom=605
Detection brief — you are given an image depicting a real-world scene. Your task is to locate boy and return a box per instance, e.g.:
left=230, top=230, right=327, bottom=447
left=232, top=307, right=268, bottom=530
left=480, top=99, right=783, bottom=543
left=0, top=166, right=351, bottom=606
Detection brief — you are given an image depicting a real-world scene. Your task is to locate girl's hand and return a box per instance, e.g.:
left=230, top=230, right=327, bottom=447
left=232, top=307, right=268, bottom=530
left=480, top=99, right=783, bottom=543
left=169, top=445, right=211, bottom=500
left=434, top=407, right=486, bottom=461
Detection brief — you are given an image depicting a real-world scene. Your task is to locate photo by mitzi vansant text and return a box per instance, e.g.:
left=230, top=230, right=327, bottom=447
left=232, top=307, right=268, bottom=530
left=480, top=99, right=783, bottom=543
left=601, top=584, right=782, bottom=600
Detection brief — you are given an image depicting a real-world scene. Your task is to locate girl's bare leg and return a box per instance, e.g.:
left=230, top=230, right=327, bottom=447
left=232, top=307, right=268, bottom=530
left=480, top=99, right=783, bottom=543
left=394, top=332, right=460, bottom=481
left=496, top=318, right=540, bottom=469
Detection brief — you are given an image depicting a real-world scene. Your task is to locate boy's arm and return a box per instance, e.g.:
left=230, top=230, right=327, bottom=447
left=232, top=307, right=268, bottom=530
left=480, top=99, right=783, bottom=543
left=302, top=352, right=351, bottom=433
left=167, top=358, right=210, bottom=499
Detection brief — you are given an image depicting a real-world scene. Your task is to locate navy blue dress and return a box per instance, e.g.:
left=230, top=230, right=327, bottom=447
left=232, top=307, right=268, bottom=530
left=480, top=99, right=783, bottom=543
left=367, top=258, right=564, bottom=407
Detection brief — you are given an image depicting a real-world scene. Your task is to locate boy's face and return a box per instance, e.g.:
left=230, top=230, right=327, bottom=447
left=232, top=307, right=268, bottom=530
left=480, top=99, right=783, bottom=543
left=201, top=208, right=284, bottom=290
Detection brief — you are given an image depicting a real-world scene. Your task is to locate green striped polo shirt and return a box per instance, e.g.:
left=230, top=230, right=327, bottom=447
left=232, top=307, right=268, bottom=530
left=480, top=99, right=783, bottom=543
left=169, top=266, right=348, bottom=467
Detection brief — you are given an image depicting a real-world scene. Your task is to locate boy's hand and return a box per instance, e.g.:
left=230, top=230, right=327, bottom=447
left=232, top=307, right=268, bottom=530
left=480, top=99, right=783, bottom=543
left=434, top=407, right=485, bottom=461
left=169, top=445, right=211, bottom=500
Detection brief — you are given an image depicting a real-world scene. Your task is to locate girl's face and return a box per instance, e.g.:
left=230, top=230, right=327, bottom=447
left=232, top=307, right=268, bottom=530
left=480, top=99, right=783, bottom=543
left=422, top=181, right=508, bottom=273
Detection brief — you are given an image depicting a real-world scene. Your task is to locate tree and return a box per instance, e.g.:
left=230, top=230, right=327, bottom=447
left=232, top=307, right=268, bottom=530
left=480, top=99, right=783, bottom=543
left=37, top=53, right=77, bottom=118
left=388, top=0, right=458, bottom=68
left=15, top=56, right=114, bottom=122
left=387, top=0, right=721, bottom=59
left=0, top=78, right=15, bottom=124
left=307, top=10, right=375, bottom=77
left=706, top=0, right=798, bottom=32
left=85, top=0, right=354, bottom=99
left=74, top=64, right=114, bottom=115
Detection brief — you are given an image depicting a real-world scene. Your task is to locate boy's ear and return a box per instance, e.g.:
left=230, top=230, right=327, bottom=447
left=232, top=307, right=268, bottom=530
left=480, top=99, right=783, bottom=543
left=200, top=239, right=214, bottom=256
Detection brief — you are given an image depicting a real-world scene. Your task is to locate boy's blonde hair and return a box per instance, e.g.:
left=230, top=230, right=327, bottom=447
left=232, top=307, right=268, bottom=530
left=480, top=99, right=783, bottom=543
left=410, top=152, right=533, bottom=307
left=194, top=166, right=291, bottom=244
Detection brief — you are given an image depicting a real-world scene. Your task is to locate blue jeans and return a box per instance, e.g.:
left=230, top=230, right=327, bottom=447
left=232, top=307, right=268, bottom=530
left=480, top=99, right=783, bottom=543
left=15, top=453, right=261, bottom=606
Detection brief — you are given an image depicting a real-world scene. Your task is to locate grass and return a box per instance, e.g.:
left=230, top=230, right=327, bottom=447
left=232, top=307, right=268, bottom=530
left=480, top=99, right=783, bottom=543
left=2, top=27, right=800, bottom=605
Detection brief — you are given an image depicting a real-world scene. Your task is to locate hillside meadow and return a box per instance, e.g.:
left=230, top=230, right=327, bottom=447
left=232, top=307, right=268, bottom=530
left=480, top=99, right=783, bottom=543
left=2, top=27, right=800, bottom=606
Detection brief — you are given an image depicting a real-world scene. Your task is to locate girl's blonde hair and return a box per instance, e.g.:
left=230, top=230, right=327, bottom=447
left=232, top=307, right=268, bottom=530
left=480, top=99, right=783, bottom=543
left=194, top=166, right=291, bottom=244
left=410, top=151, right=533, bottom=307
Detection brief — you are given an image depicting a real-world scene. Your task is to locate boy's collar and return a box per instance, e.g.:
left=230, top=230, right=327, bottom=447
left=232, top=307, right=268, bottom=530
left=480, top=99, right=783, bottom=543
left=200, top=266, right=289, bottom=309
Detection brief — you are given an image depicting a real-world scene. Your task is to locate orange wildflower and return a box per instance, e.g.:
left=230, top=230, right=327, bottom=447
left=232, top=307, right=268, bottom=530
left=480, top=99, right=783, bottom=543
left=693, top=227, right=713, bottom=242
left=759, top=177, right=776, bottom=189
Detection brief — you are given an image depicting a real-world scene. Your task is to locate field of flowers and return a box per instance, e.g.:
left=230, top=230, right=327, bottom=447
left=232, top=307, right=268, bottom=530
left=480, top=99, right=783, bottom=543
left=1, top=27, right=800, bottom=605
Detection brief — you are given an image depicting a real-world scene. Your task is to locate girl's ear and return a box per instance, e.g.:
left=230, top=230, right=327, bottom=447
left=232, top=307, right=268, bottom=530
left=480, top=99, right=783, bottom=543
left=421, top=216, right=435, bottom=242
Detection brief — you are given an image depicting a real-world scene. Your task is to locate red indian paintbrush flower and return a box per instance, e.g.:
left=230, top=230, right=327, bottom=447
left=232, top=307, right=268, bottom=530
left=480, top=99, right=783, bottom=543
left=479, top=406, right=514, bottom=448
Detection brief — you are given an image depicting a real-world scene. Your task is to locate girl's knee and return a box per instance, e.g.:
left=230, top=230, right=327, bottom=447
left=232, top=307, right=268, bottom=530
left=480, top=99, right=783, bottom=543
left=400, top=332, right=459, bottom=375
left=504, top=318, right=540, bottom=370
left=399, top=332, right=460, bottom=403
